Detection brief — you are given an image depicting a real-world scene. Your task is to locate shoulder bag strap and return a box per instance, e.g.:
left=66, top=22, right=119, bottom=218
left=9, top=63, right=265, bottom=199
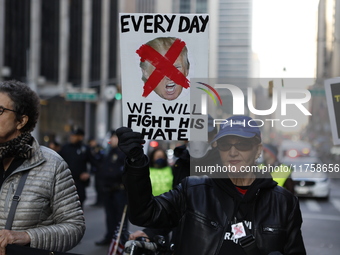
left=237, top=210, right=262, bottom=255
left=5, top=170, right=29, bottom=230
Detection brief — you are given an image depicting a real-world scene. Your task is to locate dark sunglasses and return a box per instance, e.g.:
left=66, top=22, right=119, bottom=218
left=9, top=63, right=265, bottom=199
left=217, top=141, right=255, bottom=151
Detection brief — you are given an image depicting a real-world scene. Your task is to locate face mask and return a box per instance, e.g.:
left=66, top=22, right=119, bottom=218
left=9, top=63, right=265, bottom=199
left=187, top=141, right=212, bottom=158
left=154, top=158, right=167, bottom=168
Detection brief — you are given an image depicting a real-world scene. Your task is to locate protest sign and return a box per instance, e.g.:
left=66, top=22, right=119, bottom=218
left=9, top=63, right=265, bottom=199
left=119, top=14, right=209, bottom=141
left=325, top=77, right=340, bottom=145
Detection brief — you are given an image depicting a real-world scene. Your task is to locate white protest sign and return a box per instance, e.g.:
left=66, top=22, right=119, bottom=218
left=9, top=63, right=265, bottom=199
left=119, top=13, right=209, bottom=141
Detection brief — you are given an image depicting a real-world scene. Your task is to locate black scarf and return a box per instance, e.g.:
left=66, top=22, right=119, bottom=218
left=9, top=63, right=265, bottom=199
left=0, top=132, right=33, bottom=160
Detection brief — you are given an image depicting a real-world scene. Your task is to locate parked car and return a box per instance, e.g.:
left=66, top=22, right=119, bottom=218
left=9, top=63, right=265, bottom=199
left=281, top=156, right=330, bottom=199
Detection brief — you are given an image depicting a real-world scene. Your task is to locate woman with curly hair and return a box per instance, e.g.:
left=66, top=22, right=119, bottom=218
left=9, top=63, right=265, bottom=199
left=0, top=80, right=85, bottom=254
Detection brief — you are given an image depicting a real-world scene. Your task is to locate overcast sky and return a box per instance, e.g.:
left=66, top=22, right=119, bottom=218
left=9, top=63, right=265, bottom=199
left=252, top=0, right=320, bottom=78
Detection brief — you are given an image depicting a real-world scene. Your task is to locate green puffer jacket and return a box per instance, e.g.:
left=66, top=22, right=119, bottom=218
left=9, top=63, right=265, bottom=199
left=0, top=138, right=85, bottom=252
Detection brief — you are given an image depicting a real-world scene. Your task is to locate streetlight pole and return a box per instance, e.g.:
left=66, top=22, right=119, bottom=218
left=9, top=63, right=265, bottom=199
left=96, top=0, right=110, bottom=141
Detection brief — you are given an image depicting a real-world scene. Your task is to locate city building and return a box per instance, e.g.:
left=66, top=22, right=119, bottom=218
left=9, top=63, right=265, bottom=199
left=308, top=0, right=340, bottom=158
left=0, top=0, right=120, bottom=144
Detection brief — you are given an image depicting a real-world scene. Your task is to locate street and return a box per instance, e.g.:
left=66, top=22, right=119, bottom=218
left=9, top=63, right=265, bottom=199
left=68, top=178, right=340, bottom=255
left=68, top=179, right=141, bottom=255
left=300, top=178, right=340, bottom=254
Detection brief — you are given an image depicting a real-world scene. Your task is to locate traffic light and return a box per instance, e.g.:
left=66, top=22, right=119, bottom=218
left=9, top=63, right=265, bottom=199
left=115, top=92, right=122, bottom=100
left=268, top=80, right=273, bottom=98
left=115, top=86, right=122, bottom=100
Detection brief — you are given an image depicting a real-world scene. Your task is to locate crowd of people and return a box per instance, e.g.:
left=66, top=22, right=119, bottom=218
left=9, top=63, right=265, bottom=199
left=48, top=123, right=129, bottom=248
left=0, top=79, right=305, bottom=255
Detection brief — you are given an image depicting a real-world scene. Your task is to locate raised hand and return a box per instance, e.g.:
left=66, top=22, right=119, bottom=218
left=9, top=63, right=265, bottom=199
left=116, top=127, right=145, bottom=163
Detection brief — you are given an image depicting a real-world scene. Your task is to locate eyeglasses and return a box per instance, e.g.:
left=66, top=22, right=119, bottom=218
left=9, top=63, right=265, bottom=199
left=0, top=106, right=17, bottom=115
left=217, top=141, right=254, bottom=152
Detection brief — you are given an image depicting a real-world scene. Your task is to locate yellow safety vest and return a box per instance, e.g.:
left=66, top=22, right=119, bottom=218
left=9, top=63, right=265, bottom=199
left=149, top=166, right=173, bottom=196
left=258, top=163, right=292, bottom=187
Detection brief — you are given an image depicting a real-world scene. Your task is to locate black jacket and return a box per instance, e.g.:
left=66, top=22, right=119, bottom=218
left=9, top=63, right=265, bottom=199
left=99, top=147, right=126, bottom=188
left=123, top=159, right=306, bottom=255
left=59, top=141, right=98, bottom=182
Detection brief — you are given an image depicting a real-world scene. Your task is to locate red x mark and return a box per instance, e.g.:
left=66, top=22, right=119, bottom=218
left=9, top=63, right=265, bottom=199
left=136, top=38, right=190, bottom=97
left=233, top=225, right=244, bottom=236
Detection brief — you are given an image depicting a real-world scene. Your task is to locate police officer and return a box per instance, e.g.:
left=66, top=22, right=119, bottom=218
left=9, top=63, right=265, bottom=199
left=259, top=143, right=295, bottom=193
